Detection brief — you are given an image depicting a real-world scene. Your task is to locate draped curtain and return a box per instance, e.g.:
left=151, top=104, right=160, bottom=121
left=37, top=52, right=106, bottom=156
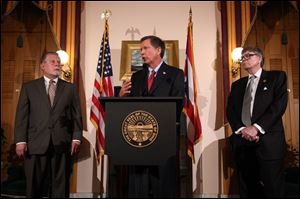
left=220, top=1, right=255, bottom=134
left=219, top=2, right=256, bottom=194
left=1, top=1, right=82, bottom=84
left=47, top=1, right=82, bottom=84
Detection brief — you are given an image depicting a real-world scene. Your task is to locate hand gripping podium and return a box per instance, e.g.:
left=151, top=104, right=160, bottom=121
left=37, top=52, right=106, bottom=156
left=100, top=97, right=183, bottom=166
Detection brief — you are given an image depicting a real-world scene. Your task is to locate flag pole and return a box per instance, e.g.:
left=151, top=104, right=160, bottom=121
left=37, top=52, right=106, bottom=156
left=99, top=21, right=107, bottom=93
left=184, top=7, right=202, bottom=163
left=189, top=6, right=192, bottom=21
left=100, top=9, right=111, bottom=198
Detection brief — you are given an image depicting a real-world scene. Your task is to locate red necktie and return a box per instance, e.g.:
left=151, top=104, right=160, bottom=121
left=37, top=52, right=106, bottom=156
left=148, top=70, right=156, bottom=91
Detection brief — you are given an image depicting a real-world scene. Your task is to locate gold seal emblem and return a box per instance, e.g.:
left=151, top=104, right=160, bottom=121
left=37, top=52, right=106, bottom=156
left=122, top=110, right=159, bottom=148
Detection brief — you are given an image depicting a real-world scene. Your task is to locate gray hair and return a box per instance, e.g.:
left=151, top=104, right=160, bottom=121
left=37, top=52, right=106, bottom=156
left=242, top=47, right=264, bottom=67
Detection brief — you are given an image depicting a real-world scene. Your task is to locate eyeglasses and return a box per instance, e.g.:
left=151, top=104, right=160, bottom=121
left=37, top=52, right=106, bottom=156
left=240, top=53, right=257, bottom=62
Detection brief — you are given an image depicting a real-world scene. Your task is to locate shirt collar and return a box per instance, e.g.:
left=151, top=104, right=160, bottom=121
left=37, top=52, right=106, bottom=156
left=44, top=76, right=58, bottom=84
left=148, top=61, right=163, bottom=74
left=248, top=68, right=262, bottom=79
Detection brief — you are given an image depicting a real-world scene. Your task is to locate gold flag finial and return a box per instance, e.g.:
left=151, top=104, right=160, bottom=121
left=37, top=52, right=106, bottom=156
left=189, top=6, right=192, bottom=20
left=101, top=9, right=112, bottom=20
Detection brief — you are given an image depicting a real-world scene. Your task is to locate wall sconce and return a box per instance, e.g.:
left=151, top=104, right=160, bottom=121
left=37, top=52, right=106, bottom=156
left=231, top=47, right=243, bottom=78
left=56, top=50, right=72, bottom=81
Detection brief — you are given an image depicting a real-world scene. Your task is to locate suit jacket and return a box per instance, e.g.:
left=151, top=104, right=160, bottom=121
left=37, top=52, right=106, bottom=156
left=14, top=77, right=83, bottom=154
left=226, top=70, right=288, bottom=160
left=126, top=62, right=184, bottom=197
left=129, top=62, right=185, bottom=97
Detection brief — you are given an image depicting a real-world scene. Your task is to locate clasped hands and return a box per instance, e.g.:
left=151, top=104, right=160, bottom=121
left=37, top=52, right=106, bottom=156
left=241, top=125, right=260, bottom=143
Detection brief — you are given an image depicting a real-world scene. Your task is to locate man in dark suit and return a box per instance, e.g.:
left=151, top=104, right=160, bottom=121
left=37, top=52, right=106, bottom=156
left=226, top=47, right=288, bottom=197
left=14, top=52, right=83, bottom=198
left=120, top=36, right=184, bottom=97
left=118, top=35, right=184, bottom=197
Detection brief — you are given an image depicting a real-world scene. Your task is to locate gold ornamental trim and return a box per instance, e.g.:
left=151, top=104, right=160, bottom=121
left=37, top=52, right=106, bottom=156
left=122, top=110, right=159, bottom=148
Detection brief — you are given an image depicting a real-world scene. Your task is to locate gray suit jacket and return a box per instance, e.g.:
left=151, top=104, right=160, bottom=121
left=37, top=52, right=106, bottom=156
left=14, top=77, right=83, bottom=154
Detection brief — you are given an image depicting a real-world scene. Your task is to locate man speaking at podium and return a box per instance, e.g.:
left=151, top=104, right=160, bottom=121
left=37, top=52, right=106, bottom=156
left=120, top=35, right=184, bottom=98
left=119, top=35, right=184, bottom=197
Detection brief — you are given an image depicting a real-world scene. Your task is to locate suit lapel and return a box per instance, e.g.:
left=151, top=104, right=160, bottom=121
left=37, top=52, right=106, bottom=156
left=141, top=69, right=148, bottom=95
left=255, top=70, right=268, bottom=95
left=52, top=78, right=65, bottom=108
left=36, top=77, right=52, bottom=108
left=239, top=76, right=248, bottom=100
left=236, top=77, right=248, bottom=114
left=149, top=63, right=167, bottom=94
left=252, top=70, right=268, bottom=120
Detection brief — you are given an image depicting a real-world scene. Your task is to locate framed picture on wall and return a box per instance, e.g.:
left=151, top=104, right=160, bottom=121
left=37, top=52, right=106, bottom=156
left=119, top=40, right=179, bottom=81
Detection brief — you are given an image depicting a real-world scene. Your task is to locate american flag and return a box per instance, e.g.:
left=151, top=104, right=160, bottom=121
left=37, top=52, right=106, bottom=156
left=90, top=20, right=114, bottom=164
left=184, top=8, right=202, bottom=163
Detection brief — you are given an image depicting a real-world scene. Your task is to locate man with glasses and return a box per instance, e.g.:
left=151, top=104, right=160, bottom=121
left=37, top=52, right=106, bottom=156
left=226, top=47, right=288, bottom=197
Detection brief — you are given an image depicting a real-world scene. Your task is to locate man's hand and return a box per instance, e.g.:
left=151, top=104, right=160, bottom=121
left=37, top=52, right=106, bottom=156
left=241, top=125, right=259, bottom=142
left=71, top=140, right=81, bottom=155
left=119, top=80, right=131, bottom=96
left=16, top=143, right=27, bottom=158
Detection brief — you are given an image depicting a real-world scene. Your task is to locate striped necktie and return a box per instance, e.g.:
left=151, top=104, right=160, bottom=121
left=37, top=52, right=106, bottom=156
left=48, top=80, right=56, bottom=107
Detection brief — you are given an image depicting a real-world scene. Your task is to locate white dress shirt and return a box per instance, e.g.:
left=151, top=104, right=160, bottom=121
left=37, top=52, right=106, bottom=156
left=235, top=68, right=265, bottom=134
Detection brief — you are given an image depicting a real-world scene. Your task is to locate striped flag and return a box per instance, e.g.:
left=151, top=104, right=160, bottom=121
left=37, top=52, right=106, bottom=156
left=90, top=20, right=114, bottom=164
left=184, top=8, right=202, bottom=163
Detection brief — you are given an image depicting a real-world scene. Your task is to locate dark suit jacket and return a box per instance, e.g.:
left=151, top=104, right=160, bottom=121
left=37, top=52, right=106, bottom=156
left=226, top=70, right=288, bottom=160
left=129, top=62, right=185, bottom=97
left=126, top=62, right=184, bottom=197
left=14, top=77, right=83, bottom=154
